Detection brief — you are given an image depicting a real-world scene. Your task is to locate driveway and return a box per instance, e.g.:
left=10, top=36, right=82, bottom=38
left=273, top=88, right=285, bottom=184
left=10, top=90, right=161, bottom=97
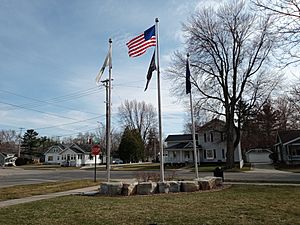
left=248, top=163, right=291, bottom=174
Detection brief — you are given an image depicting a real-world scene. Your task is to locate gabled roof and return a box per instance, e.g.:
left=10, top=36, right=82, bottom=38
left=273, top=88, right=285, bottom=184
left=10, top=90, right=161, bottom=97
left=197, top=118, right=225, bottom=132
left=165, top=142, right=201, bottom=150
left=277, top=130, right=300, bottom=145
left=69, top=144, right=86, bottom=154
left=44, top=144, right=66, bottom=154
left=165, top=134, right=193, bottom=142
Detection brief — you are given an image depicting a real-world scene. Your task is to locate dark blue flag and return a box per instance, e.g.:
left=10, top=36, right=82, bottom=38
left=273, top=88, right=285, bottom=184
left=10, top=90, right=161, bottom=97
left=186, top=57, right=191, bottom=94
left=144, top=50, right=156, bottom=91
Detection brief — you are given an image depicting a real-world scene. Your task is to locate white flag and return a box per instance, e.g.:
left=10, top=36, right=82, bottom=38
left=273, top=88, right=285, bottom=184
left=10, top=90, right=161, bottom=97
left=95, top=45, right=112, bottom=84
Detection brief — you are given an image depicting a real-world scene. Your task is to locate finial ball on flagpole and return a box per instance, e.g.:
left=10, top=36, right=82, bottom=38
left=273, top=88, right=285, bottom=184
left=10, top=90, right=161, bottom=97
left=109, top=38, right=112, bottom=43
left=155, top=18, right=159, bottom=22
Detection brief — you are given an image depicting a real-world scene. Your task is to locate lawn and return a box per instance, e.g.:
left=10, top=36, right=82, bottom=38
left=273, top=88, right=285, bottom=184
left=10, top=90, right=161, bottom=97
left=0, top=180, right=100, bottom=201
left=0, top=185, right=299, bottom=225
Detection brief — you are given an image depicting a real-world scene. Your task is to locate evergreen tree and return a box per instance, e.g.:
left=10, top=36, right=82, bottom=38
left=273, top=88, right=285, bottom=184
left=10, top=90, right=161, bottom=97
left=118, top=127, right=144, bottom=163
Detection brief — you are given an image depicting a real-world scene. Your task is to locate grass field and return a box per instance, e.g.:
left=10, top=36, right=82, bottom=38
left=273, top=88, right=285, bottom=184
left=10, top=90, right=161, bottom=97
left=0, top=180, right=100, bottom=201
left=0, top=185, right=299, bottom=225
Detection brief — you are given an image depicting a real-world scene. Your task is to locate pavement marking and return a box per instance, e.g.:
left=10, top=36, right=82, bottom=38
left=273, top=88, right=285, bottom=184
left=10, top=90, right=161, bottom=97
left=25, top=179, right=58, bottom=182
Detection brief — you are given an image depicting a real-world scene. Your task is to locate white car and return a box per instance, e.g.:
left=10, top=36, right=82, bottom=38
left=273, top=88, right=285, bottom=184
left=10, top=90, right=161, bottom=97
left=112, top=158, right=123, bottom=164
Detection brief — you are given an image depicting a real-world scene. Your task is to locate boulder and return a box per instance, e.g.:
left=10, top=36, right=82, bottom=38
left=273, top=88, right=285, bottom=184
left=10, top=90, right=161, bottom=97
left=157, top=182, right=170, bottom=194
left=169, top=181, right=181, bottom=193
left=137, top=182, right=157, bottom=195
left=122, top=182, right=138, bottom=196
left=100, top=182, right=123, bottom=195
left=180, top=181, right=199, bottom=192
left=196, top=177, right=217, bottom=190
left=99, top=182, right=109, bottom=195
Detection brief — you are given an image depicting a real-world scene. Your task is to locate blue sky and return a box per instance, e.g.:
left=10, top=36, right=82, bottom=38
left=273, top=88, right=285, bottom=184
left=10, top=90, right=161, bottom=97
left=0, top=0, right=217, bottom=139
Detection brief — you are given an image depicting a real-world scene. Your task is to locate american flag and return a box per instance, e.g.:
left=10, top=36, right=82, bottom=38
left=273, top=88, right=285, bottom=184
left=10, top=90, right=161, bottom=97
left=126, top=25, right=156, bottom=57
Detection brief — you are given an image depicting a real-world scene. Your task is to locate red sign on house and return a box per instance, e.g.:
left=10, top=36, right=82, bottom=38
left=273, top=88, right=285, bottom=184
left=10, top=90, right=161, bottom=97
left=91, top=144, right=101, bottom=155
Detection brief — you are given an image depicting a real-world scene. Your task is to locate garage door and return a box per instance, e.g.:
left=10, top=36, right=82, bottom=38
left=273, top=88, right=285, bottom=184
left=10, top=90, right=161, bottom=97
left=248, top=152, right=272, bottom=163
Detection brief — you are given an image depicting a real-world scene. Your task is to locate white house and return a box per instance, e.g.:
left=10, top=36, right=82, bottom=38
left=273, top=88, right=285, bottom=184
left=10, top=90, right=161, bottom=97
left=44, top=143, right=101, bottom=167
left=165, top=119, right=244, bottom=168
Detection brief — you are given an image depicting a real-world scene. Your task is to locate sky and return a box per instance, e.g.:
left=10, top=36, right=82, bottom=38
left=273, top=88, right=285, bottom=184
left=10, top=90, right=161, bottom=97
left=0, top=0, right=221, bottom=140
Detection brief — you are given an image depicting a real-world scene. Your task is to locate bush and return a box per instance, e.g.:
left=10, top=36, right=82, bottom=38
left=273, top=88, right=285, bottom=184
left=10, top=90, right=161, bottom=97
left=15, top=157, right=28, bottom=166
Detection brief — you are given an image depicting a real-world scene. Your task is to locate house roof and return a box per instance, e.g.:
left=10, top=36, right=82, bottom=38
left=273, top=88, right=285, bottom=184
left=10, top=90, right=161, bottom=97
left=278, top=130, right=300, bottom=144
left=165, top=134, right=193, bottom=142
left=69, top=145, right=85, bottom=154
left=196, top=118, right=225, bottom=132
left=165, top=142, right=201, bottom=150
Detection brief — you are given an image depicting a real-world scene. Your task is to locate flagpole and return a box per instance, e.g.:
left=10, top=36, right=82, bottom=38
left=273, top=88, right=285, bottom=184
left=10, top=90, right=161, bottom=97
left=155, top=18, right=165, bottom=182
left=107, top=38, right=112, bottom=182
left=187, top=53, right=199, bottom=179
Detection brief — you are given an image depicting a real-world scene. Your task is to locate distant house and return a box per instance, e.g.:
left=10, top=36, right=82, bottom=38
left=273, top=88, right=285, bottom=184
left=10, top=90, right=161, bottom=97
left=44, top=143, right=101, bottom=167
left=165, top=119, right=244, bottom=168
left=275, top=130, right=300, bottom=165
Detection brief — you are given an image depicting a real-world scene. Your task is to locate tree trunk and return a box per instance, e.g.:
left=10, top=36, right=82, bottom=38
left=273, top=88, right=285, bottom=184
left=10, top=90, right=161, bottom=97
left=226, top=113, right=235, bottom=168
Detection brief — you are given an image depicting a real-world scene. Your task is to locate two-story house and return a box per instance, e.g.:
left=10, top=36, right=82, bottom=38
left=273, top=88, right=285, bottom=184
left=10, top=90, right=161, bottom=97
left=164, top=119, right=244, bottom=168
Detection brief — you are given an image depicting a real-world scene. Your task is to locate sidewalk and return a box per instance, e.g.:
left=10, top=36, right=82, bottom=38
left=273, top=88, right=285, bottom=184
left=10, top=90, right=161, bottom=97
left=0, top=186, right=99, bottom=208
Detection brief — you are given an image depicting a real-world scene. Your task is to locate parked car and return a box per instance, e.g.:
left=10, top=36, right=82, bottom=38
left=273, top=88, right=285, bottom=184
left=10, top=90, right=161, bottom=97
left=112, top=158, right=123, bottom=164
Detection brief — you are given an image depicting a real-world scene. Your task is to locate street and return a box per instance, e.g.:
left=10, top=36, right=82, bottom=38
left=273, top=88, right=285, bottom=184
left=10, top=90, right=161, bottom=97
left=1, top=166, right=300, bottom=188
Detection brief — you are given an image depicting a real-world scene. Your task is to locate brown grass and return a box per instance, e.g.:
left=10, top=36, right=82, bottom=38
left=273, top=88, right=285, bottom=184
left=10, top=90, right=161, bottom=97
left=0, top=185, right=299, bottom=225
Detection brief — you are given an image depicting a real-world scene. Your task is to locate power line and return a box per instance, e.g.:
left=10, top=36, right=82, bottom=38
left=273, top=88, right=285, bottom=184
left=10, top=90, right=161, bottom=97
left=34, top=115, right=104, bottom=130
left=0, top=100, right=79, bottom=121
left=0, top=87, right=103, bottom=111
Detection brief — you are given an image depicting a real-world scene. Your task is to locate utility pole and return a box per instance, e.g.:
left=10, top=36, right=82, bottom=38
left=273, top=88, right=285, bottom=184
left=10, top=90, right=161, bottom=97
left=18, top=128, right=24, bottom=157
left=102, top=75, right=113, bottom=182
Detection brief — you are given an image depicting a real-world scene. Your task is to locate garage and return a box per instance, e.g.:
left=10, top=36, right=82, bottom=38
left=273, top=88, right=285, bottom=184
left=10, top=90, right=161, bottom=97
left=246, top=149, right=273, bottom=163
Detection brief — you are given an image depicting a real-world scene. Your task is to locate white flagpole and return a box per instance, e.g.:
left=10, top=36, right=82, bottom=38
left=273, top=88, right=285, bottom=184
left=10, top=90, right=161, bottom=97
left=155, top=18, right=165, bottom=182
left=107, top=38, right=112, bottom=182
left=187, top=53, right=199, bottom=179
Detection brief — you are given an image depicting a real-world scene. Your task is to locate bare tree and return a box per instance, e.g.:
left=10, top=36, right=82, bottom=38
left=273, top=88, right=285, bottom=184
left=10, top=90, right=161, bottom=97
left=255, top=0, right=300, bottom=64
left=118, top=99, right=157, bottom=144
left=167, top=1, right=279, bottom=167
left=0, top=129, right=18, bottom=153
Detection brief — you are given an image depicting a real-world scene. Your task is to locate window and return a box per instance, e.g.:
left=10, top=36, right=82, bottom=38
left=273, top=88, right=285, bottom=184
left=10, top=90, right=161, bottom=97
left=222, top=149, right=225, bottom=159
left=57, top=156, right=60, bottom=161
left=204, top=133, right=207, bottom=142
left=184, top=151, right=190, bottom=159
left=205, top=150, right=215, bottom=160
left=48, top=156, right=53, bottom=161
left=78, top=155, right=82, bottom=160
left=89, top=154, right=93, bottom=160
left=221, top=132, right=224, bottom=141
left=173, top=151, right=177, bottom=159
left=210, top=132, right=214, bottom=142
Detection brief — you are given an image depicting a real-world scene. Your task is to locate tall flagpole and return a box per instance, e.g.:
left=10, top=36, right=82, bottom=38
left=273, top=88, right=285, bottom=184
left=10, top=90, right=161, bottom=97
left=187, top=53, right=199, bottom=179
left=107, top=38, right=112, bottom=182
left=155, top=18, right=164, bottom=182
